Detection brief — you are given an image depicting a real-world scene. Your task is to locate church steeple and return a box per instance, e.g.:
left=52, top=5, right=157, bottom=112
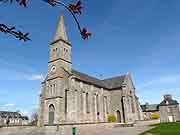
left=54, top=15, right=68, bottom=41
left=48, top=15, right=72, bottom=78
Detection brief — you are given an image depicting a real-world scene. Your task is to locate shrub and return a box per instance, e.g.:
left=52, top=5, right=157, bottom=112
left=151, top=113, right=160, bottom=120
left=108, top=115, right=117, bottom=123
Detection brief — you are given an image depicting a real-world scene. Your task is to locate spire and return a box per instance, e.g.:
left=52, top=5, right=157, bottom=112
left=54, top=15, right=68, bottom=41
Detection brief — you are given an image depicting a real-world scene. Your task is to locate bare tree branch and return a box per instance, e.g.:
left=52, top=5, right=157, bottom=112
left=0, top=0, right=92, bottom=42
left=0, top=24, right=31, bottom=42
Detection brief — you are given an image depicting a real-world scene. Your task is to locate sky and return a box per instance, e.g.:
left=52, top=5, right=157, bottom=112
left=0, top=0, right=180, bottom=117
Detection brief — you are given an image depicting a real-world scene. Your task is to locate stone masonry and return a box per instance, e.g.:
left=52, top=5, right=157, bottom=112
left=159, top=95, right=180, bottom=123
left=38, top=15, right=144, bottom=127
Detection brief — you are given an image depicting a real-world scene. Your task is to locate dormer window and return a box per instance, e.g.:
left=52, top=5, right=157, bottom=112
left=166, top=101, right=169, bottom=105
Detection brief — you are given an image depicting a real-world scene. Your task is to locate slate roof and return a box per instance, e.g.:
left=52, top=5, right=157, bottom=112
left=101, top=76, right=127, bottom=89
left=159, top=98, right=179, bottom=106
left=141, top=104, right=159, bottom=112
left=0, top=111, right=28, bottom=119
left=72, top=69, right=127, bottom=90
left=0, top=111, right=21, bottom=118
left=21, top=116, right=29, bottom=120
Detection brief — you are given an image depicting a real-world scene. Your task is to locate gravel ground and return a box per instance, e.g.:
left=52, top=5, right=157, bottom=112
left=0, top=120, right=159, bottom=135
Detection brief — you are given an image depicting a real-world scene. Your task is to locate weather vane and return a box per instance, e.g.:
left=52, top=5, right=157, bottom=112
left=0, top=0, right=91, bottom=42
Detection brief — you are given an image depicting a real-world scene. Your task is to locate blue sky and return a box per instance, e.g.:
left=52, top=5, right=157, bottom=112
left=0, top=0, right=180, bottom=116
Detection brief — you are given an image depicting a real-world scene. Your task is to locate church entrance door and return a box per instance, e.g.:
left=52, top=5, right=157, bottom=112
left=49, top=104, right=55, bottom=125
left=117, top=110, right=121, bottom=123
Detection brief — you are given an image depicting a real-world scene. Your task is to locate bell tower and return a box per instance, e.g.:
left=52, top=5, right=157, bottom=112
left=48, top=15, right=72, bottom=79
left=40, top=15, right=72, bottom=125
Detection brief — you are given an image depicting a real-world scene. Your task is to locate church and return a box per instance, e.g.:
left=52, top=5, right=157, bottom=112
left=38, top=15, right=143, bottom=127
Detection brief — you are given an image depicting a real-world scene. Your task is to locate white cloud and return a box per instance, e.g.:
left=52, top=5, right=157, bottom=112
left=28, top=74, right=44, bottom=81
left=15, top=73, right=45, bottom=81
left=0, top=58, right=44, bottom=81
left=4, top=104, right=15, bottom=107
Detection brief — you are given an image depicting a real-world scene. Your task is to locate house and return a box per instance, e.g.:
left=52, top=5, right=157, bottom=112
left=159, top=95, right=180, bottom=123
left=0, top=111, right=29, bottom=126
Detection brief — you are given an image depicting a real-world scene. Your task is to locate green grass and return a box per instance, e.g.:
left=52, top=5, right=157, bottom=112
left=140, top=122, right=180, bottom=135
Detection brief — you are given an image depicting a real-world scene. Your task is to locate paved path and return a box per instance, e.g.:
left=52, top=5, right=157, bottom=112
left=0, top=120, right=159, bottom=135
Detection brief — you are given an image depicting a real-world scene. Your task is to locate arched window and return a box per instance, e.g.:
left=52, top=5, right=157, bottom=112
left=86, top=93, right=90, bottom=113
left=117, top=110, right=121, bottom=123
left=65, top=90, right=68, bottom=114
left=104, top=96, right=108, bottom=114
left=49, top=104, right=55, bottom=125
left=131, top=96, right=135, bottom=113
left=53, top=84, right=56, bottom=95
left=50, top=85, right=53, bottom=96
left=96, top=95, right=99, bottom=114
left=80, top=91, right=84, bottom=113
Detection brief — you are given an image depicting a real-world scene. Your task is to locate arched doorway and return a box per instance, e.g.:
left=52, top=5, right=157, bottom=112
left=49, top=104, right=55, bottom=125
left=117, top=110, right=121, bottom=123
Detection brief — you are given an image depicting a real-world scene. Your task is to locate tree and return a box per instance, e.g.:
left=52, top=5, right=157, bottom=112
left=0, top=0, right=91, bottom=42
left=30, top=109, right=38, bottom=126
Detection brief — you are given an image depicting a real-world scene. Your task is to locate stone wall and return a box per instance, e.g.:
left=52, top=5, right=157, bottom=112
left=160, top=105, right=180, bottom=123
left=38, top=74, right=143, bottom=126
left=66, top=79, right=110, bottom=123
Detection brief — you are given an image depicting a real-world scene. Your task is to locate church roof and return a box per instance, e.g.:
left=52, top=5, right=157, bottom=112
left=101, top=76, right=127, bottom=89
left=72, top=69, right=127, bottom=90
left=72, top=69, right=106, bottom=88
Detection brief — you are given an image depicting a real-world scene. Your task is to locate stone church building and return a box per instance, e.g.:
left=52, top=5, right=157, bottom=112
left=38, top=15, right=143, bottom=127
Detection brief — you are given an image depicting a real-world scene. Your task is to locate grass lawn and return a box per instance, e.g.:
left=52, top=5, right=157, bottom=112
left=140, top=122, right=180, bottom=135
